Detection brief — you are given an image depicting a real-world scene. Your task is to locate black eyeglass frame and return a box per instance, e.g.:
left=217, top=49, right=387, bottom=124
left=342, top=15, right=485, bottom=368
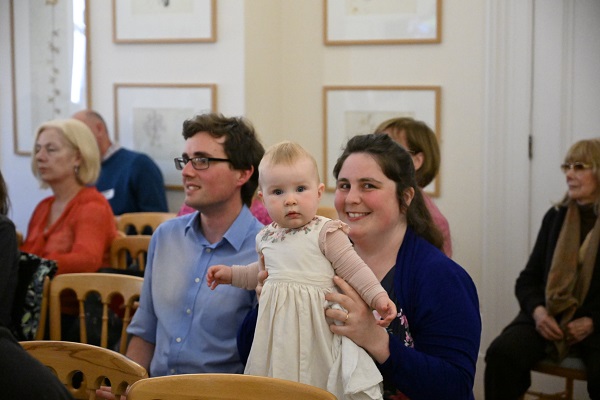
left=174, top=156, right=231, bottom=171
left=560, top=162, right=593, bottom=173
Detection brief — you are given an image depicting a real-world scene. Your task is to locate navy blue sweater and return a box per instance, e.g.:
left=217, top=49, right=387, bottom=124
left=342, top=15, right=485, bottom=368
left=96, top=148, right=168, bottom=215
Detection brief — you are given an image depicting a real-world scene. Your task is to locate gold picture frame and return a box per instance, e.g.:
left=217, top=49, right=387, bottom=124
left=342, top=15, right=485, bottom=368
left=323, top=85, right=441, bottom=196
left=324, top=0, right=442, bottom=45
left=112, top=0, right=216, bottom=44
left=10, top=0, right=91, bottom=155
left=114, top=83, right=217, bottom=190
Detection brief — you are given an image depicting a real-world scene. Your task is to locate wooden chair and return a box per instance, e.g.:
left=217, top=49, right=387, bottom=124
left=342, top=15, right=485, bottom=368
left=49, top=273, right=144, bottom=354
left=317, top=206, right=338, bottom=220
left=110, top=235, right=152, bottom=271
left=524, top=356, right=587, bottom=400
left=16, top=229, right=23, bottom=246
left=126, top=373, right=337, bottom=400
left=21, top=340, right=147, bottom=399
left=116, top=212, right=176, bottom=235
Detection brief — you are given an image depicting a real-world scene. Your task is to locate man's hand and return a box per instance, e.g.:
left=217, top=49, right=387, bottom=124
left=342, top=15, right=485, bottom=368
left=95, top=386, right=126, bottom=400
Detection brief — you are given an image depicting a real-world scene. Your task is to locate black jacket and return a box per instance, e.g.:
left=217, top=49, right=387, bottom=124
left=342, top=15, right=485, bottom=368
left=515, top=205, right=600, bottom=348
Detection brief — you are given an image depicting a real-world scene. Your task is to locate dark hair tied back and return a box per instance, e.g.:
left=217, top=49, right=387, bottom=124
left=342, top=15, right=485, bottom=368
left=333, top=134, right=444, bottom=250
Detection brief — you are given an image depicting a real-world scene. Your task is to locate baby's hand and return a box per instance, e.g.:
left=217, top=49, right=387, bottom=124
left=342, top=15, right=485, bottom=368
left=374, top=297, right=398, bottom=328
left=206, top=265, right=233, bottom=290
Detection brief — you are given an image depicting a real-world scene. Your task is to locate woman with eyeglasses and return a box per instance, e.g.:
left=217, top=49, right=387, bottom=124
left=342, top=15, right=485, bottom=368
left=485, top=138, right=600, bottom=399
left=20, top=119, right=117, bottom=341
left=21, top=119, right=117, bottom=275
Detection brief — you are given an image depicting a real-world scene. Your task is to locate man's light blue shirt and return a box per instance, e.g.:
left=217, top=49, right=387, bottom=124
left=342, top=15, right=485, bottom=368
left=127, top=206, right=263, bottom=377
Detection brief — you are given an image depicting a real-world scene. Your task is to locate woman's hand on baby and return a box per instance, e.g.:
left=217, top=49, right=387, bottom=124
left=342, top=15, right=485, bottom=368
left=374, top=298, right=397, bottom=328
left=325, top=276, right=391, bottom=363
left=206, top=265, right=232, bottom=290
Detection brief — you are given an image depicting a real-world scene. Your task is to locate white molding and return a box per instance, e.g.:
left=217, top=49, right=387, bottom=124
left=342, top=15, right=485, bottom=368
left=481, top=0, right=534, bottom=350
left=561, top=0, right=575, bottom=149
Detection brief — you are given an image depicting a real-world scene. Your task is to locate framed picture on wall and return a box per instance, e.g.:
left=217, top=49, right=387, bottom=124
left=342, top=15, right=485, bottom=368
left=114, top=83, right=217, bottom=189
left=112, top=0, right=216, bottom=43
left=323, top=85, right=441, bottom=195
left=10, top=0, right=90, bottom=155
left=324, top=0, right=441, bottom=45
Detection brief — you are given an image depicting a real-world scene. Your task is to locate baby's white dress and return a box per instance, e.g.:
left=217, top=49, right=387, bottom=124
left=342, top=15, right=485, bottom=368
left=239, top=217, right=383, bottom=400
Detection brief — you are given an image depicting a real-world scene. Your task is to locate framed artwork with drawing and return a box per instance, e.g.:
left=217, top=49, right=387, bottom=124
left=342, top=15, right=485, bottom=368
left=10, top=0, right=90, bottom=155
left=324, top=0, right=441, bottom=45
left=323, top=85, right=441, bottom=195
left=112, top=0, right=216, bottom=43
left=114, top=83, right=217, bottom=189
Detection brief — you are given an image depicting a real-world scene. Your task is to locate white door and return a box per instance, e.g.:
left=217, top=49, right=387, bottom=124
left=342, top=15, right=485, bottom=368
left=529, top=0, right=600, bottom=247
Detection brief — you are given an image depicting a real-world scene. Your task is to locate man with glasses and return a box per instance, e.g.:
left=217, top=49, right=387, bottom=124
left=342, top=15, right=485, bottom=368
left=99, top=113, right=265, bottom=395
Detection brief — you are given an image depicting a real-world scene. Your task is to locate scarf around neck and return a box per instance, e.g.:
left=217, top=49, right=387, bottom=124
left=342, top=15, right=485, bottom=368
left=545, top=200, right=599, bottom=360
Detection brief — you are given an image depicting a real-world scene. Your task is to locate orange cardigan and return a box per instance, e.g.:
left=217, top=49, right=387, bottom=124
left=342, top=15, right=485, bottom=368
left=21, top=187, right=117, bottom=275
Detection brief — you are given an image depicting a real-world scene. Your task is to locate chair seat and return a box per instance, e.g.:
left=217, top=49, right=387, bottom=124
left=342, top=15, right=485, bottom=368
left=532, top=356, right=587, bottom=380
left=526, top=355, right=587, bottom=400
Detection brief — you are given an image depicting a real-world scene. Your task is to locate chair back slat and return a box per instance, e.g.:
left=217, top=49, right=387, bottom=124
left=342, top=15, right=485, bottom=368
left=127, top=373, right=337, bottom=400
left=49, top=273, right=144, bottom=354
left=21, top=340, right=147, bottom=400
left=116, top=212, right=176, bottom=235
left=316, top=206, right=338, bottom=219
left=110, top=235, right=152, bottom=271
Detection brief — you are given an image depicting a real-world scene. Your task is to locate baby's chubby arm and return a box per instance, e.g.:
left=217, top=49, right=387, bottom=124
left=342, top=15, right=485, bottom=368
left=207, top=262, right=261, bottom=291
left=206, top=265, right=233, bottom=290
left=373, top=294, right=398, bottom=328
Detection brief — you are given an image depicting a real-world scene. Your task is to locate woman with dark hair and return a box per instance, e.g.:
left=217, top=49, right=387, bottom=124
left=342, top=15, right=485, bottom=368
left=485, top=138, right=600, bottom=399
left=0, top=169, right=19, bottom=328
left=239, top=134, right=481, bottom=400
left=324, top=133, right=480, bottom=400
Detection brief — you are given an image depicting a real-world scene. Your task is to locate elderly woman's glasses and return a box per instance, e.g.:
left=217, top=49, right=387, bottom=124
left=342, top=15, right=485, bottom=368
left=560, top=162, right=592, bottom=173
left=174, top=157, right=231, bottom=171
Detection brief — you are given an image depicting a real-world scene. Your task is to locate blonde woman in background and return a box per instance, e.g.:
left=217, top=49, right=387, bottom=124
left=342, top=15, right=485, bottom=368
left=21, top=118, right=117, bottom=272
left=21, top=119, right=117, bottom=341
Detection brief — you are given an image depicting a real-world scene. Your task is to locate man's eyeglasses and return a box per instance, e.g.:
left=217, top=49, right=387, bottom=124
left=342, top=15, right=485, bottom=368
left=174, top=157, right=231, bottom=171
left=560, top=162, right=592, bottom=173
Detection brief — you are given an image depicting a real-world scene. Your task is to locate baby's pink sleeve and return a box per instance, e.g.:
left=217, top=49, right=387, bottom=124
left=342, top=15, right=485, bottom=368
left=319, top=220, right=387, bottom=309
left=231, top=262, right=260, bottom=290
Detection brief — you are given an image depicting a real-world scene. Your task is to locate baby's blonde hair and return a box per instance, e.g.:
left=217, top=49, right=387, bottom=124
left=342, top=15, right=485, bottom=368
left=259, top=141, right=320, bottom=187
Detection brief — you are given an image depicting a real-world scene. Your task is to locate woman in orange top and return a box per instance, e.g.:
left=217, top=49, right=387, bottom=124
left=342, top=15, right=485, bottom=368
left=21, top=118, right=117, bottom=274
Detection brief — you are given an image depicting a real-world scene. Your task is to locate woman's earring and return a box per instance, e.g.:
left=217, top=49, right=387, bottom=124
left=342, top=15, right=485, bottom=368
left=74, top=165, right=80, bottom=176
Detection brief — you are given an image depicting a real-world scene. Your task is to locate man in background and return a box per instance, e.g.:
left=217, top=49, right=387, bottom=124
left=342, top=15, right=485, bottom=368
left=73, top=109, right=168, bottom=215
